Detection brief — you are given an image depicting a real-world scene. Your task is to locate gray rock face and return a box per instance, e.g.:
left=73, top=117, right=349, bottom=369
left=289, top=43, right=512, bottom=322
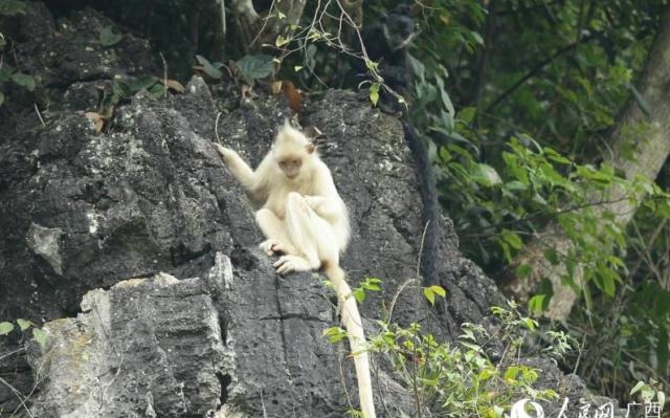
left=0, top=3, right=612, bottom=418
left=28, top=270, right=228, bottom=418
left=25, top=223, right=65, bottom=275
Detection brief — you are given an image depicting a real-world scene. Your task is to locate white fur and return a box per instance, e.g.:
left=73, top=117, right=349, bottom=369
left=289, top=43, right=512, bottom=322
left=215, top=124, right=375, bottom=418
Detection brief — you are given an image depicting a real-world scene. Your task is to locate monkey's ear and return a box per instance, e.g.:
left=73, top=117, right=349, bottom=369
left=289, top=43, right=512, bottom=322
left=305, top=143, right=316, bottom=154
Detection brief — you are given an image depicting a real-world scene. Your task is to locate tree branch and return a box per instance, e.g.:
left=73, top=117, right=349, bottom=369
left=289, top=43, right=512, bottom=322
left=484, top=37, right=590, bottom=114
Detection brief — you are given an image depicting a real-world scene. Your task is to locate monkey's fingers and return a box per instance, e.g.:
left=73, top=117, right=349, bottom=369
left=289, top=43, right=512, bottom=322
left=213, top=143, right=235, bottom=160
left=273, top=256, right=294, bottom=274
left=273, top=255, right=311, bottom=275
left=213, top=142, right=226, bottom=154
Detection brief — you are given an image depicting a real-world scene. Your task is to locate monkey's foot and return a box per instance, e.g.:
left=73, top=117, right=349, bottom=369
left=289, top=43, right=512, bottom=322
left=259, top=239, right=278, bottom=256
left=273, top=255, right=312, bottom=275
left=259, top=239, right=290, bottom=256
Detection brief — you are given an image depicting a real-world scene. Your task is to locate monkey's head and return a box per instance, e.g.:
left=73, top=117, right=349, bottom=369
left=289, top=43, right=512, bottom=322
left=273, top=123, right=316, bottom=181
left=382, top=4, right=417, bottom=51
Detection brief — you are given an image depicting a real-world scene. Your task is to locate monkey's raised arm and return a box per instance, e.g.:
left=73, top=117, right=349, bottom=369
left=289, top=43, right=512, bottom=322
left=214, top=143, right=271, bottom=204
left=214, top=143, right=255, bottom=186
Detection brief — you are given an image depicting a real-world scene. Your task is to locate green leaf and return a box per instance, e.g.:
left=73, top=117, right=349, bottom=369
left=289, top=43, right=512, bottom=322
left=195, top=55, right=223, bottom=79
left=275, top=34, right=290, bottom=47
left=236, top=54, right=274, bottom=81
left=0, top=91, right=4, bottom=106
left=501, top=230, right=523, bottom=250
left=456, top=107, right=476, bottom=123
left=353, top=288, right=366, bottom=303
left=364, top=58, right=378, bottom=72
left=362, top=278, right=382, bottom=292
left=408, top=55, right=425, bottom=82
left=364, top=283, right=381, bottom=291
left=33, top=328, right=47, bottom=349
left=17, top=318, right=33, bottom=331
left=112, top=80, right=132, bottom=98
left=504, top=366, right=520, bottom=381
left=522, top=317, right=537, bottom=330
left=429, top=285, right=446, bottom=298
left=460, top=341, right=481, bottom=352
left=528, top=294, right=546, bottom=314
left=323, top=326, right=347, bottom=343
left=469, top=30, right=484, bottom=45
left=474, top=163, right=502, bottom=187
left=148, top=83, right=166, bottom=98
left=423, top=287, right=436, bottom=305
left=0, top=321, right=14, bottom=335
left=369, top=83, right=380, bottom=106
left=11, top=72, right=35, bottom=91
left=641, top=387, right=656, bottom=403
left=532, top=193, right=548, bottom=206
left=127, top=75, right=158, bottom=92
left=516, top=264, right=532, bottom=278
left=478, top=368, right=496, bottom=381
left=434, top=73, right=455, bottom=116
left=544, top=149, right=571, bottom=164
left=630, top=381, right=645, bottom=395
left=602, top=272, right=616, bottom=297
left=506, top=180, right=528, bottom=191
left=99, top=26, right=122, bottom=47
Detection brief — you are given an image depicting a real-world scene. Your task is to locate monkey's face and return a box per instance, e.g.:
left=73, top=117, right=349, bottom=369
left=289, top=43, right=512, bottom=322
left=384, top=5, right=417, bottom=51
left=278, top=155, right=303, bottom=180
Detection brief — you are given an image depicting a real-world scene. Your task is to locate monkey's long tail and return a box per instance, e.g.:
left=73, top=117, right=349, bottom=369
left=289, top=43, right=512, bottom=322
left=402, top=120, right=442, bottom=289
left=324, top=263, right=376, bottom=418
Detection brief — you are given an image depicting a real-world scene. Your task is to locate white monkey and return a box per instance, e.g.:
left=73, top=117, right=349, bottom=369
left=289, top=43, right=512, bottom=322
left=214, top=122, right=376, bottom=418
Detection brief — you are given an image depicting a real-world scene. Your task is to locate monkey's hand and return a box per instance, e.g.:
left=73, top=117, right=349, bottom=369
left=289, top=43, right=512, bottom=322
left=213, top=143, right=238, bottom=163
left=259, top=239, right=296, bottom=257
left=303, top=195, right=327, bottom=208
left=304, top=195, right=341, bottom=220
left=213, top=143, right=257, bottom=192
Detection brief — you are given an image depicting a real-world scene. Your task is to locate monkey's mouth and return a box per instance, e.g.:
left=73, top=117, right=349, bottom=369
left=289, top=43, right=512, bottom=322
left=285, top=174, right=298, bottom=180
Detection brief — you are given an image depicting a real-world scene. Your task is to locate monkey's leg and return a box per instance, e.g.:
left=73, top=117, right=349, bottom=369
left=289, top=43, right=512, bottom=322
left=256, top=208, right=298, bottom=256
left=274, top=192, right=339, bottom=274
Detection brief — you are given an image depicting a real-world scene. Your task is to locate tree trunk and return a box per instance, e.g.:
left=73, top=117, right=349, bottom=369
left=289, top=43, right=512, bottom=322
left=506, top=7, right=670, bottom=320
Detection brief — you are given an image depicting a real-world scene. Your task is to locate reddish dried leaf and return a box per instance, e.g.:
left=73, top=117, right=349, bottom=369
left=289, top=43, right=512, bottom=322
left=282, top=81, right=302, bottom=113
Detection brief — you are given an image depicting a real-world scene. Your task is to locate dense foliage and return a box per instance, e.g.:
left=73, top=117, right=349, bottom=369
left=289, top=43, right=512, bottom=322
left=328, top=302, right=565, bottom=417
left=402, top=0, right=670, bottom=402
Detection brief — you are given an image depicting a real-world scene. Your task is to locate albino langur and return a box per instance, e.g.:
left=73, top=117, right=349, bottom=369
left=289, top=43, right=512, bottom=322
left=214, top=123, right=376, bottom=418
